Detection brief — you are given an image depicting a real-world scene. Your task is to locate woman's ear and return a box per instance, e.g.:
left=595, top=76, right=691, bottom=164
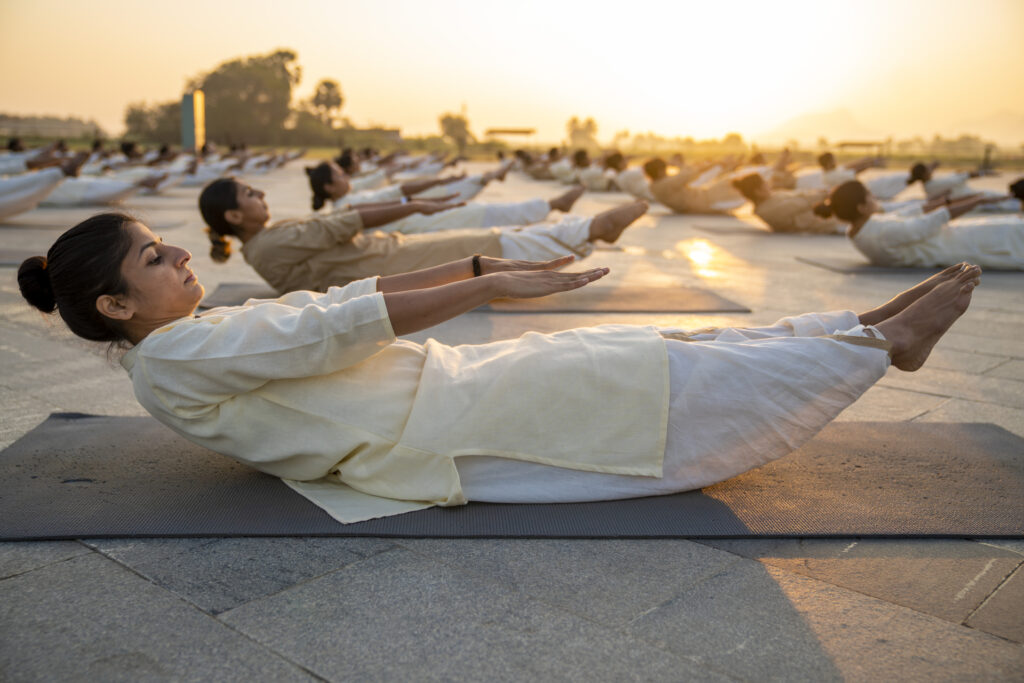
left=96, top=293, right=134, bottom=321
left=224, top=208, right=243, bottom=226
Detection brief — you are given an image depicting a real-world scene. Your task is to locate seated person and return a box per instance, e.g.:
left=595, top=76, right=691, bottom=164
left=731, top=174, right=842, bottom=234
left=198, top=177, right=648, bottom=293
left=644, top=158, right=745, bottom=214
left=19, top=214, right=977, bottom=520
left=816, top=180, right=1023, bottom=270
left=306, top=161, right=584, bottom=234
left=909, top=162, right=1020, bottom=213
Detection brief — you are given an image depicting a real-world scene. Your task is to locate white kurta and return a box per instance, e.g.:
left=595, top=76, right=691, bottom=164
left=577, top=165, right=613, bottom=192
left=349, top=169, right=389, bottom=192
left=549, top=158, right=578, bottom=184
left=416, top=174, right=486, bottom=203
left=0, top=153, right=30, bottom=176
left=0, top=168, right=65, bottom=220
left=851, top=206, right=1024, bottom=270
left=120, top=278, right=669, bottom=520
left=615, top=167, right=654, bottom=200
left=863, top=172, right=909, bottom=200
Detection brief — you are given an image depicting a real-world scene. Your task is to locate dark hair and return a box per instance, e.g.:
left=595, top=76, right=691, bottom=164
left=18, top=213, right=135, bottom=343
left=306, top=162, right=333, bottom=210
left=908, top=162, right=930, bottom=184
left=817, top=152, right=835, bottom=170
left=731, top=173, right=766, bottom=203
left=335, top=149, right=355, bottom=174
left=7, top=137, right=24, bottom=152
left=120, top=141, right=137, bottom=158
left=749, top=152, right=766, bottom=164
left=813, top=180, right=869, bottom=222
left=198, top=178, right=242, bottom=262
left=604, top=152, right=625, bottom=172
left=643, top=158, right=667, bottom=180
left=1010, top=177, right=1024, bottom=202
left=572, top=150, right=590, bottom=167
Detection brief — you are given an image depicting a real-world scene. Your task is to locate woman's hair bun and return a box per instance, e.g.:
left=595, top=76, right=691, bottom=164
left=207, top=230, right=233, bottom=263
left=17, top=255, right=57, bottom=313
left=305, top=166, right=314, bottom=177
left=812, top=199, right=834, bottom=218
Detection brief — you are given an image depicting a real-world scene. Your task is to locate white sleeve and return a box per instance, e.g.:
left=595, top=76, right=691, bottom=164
left=876, top=207, right=950, bottom=247
left=135, top=287, right=395, bottom=409
left=239, top=277, right=380, bottom=308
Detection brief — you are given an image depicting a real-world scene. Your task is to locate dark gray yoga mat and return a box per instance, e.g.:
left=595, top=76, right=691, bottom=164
left=2, top=414, right=1021, bottom=540
left=200, top=281, right=751, bottom=314
left=694, top=223, right=772, bottom=236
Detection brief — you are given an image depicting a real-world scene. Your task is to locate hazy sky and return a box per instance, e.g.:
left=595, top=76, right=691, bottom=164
left=2, top=0, right=1023, bottom=144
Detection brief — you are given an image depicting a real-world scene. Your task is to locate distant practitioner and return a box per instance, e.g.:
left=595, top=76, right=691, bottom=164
left=644, top=157, right=746, bottom=214
left=732, top=173, right=842, bottom=234
left=908, top=161, right=1021, bottom=213
left=305, top=160, right=584, bottom=234
left=816, top=180, right=1023, bottom=270
left=199, top=177, right=647, bottom=293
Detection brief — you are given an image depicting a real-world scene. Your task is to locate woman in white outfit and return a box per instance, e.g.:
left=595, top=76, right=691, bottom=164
left=198, top=177, right=647, bottom=292
left=908, top=162, right=1021, bottom=213
left=816, top=180, right=1024, bottom=270
left=306, top=160, right=584, bottom=235
left=18, top=213, right=977, bottom=521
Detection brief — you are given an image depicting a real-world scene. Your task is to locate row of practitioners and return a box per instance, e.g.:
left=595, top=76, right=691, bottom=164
left=0, top=140, right=306, bottom=221
left=515, top=148, right=1024, bottom=270
left=18, top=204, right=980, bottom=522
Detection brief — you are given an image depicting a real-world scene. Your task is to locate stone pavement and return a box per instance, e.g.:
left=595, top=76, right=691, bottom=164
left=1, top=161, right=1022, bottom=681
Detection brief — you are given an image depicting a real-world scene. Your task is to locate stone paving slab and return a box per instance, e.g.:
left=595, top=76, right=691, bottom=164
left=0, top=553, right=314, bottom=682
left=880, top=365, right=1024, bottom=409
left=397, top=538, right=740, bottom=627
left=835, top=385, right=947, bottom=422
left=220, top=547, right=729, bottom=682
left=916, top=398, right=1024, bottom=437
left=626, top=561, right=1024, bottom=681
left=0, top=540, right=90, bottom=579
left=86, top=536, right=396, bottom=615
left=987, top=358, right=1024, bottom=381
left=699, top=538, right=1023, bottom=624
left=967, top=565, right=1024, bottom=643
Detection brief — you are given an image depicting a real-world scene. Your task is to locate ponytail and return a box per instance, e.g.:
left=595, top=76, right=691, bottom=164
left=198, top=178, right=242, bottom=262
left=305, top=162, right=333, bottom=211
left=812, top=200, right=834, bottom=218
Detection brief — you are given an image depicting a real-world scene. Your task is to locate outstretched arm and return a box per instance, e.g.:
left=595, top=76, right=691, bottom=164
left=352, top=200, right=464, bottom=228
left=376, top=255, right=579, bottom=293
left=383, top=264, right=609, bottom=336
left=844, top=156, right=883, bottom=174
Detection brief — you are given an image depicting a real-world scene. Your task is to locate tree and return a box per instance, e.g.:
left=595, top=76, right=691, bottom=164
left=124, top=100, right=181, bottom=144
left=439, top=113, right=474, bottom=154
left=566, top=116, right=599, bottom=152
left=310, top=79, right=343, bottom=127
left=188, top=49, right=302, bottom=145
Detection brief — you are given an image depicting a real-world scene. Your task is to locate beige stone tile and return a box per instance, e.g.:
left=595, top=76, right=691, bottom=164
left=880, top=366, right=1024, bottom=409
left=835, top=385, right=948, bottom=422
left=914, top=398, right=1024, bottom=438
left=986, top=359, right=1024, bottom=382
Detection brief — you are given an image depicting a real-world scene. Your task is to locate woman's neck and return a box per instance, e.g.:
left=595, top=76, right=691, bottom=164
left=847, top=211, right=873, bottom=238
left=237, top=219, right=267, bottom=244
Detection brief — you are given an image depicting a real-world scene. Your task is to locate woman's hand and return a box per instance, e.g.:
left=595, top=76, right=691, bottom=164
left=487, top=265, right=610, bottom=299
left=477, top=254, right=579, bottom=276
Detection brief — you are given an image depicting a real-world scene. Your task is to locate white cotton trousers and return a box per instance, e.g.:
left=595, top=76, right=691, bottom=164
left=457, top=310, right=890, bottom=502
left=376, top=198, right=551, bottom=235
left=0, top=168, right=64, bottom=220
left=417, top=174, right=486, bottom=203
left=496, top=214, right=594, bottom=261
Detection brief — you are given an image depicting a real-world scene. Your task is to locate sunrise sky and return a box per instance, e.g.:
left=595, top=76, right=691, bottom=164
left=2, top=0, right=1023, bottom=145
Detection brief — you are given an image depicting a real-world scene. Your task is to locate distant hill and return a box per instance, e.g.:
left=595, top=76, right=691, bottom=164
left=754, top=109, right=882, bottom=146
left=950, top=111, right=1024, bottom=147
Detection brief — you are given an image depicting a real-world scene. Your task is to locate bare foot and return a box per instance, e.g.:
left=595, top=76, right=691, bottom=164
left=549, top=185, right=584, bottom=212
left=858, top=263, right=979, bottom=326
left=588, top=201, right=648, bottom=243
left=876, top=269, right=978, bottom=371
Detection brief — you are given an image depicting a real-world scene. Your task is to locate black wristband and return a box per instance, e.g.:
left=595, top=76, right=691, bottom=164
left=472, top=253, right=482, bottom=277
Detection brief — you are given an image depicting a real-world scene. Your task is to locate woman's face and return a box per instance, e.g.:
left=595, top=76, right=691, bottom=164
left=234, top=182, right=270, bottom=225
left=113, top=222, right=204, bottom=324
left=324, top=162, right=351, bottom=199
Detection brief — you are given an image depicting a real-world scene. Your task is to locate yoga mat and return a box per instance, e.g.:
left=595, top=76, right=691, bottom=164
left=2, top=415, right=1021, bottom=540
left=0, top=248, right=38, bottom=267
left=199, top=282, right=279, bottom=308
left=483, top=284, right=750, bottom=313
left=694, top=223, right=772, bottom=236
left=796, top=256, right=948, bottom=275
